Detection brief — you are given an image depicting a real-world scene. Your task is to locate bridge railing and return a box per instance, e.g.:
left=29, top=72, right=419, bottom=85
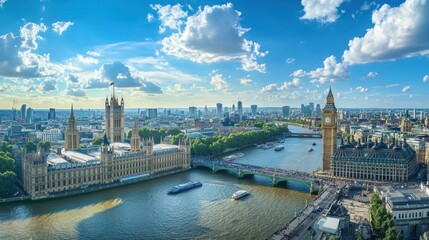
left=191, top=158, right=312, bottom=180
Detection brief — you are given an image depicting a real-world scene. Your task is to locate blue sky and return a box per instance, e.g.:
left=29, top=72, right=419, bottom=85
left=0, top=0, right=428, bottom=109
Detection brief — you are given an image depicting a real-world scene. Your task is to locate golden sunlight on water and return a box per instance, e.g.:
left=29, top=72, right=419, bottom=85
left=0, top=198, right=123, bottom=239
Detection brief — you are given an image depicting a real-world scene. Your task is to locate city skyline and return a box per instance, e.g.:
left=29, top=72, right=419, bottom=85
left=0, top=0, right=428, bottom=109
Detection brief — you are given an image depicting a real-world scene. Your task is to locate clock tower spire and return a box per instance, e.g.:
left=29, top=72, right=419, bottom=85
left=322, top=86, right=337, bottom=172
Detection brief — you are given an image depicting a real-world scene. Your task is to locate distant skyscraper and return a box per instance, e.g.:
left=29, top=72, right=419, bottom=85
left=282, top=106, right=290, bottom=117
left=316, top=104, right=321, bottom=116
left=26, top=107, right=33, bottom=124
left=48, top=108, right=56, bottom=120
left=21, top=104, right=26, bottom=122
left=189, top=106, right=197, bottom=117
left=216, top=103, right=222, bottom=119
left=251, top=105, right=257, bottom=115
left=309, top=102, right=314, bottom=115
left=147, top=108, right=158, bottom=119
left=232, top=104, right=235, bottom=112
left=413, top=109, right=416, bottom=119
left=204, top=105, right=208, bottom=116
left=237, top=100, right=243, bottom=121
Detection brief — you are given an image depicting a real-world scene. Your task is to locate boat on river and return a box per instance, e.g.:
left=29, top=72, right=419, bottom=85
left=312, top=142, right=316, bottom=146
left=307, top=148, right=313, bottom=152
left=261, top=142, right=275, bottom=150
left=167, top=181, right=202, bottom=194
left=223, top=152, right=245, bottom=162
left=232, top=190, right=249, bottom=200
left=274, top=145, right=284, bottom=151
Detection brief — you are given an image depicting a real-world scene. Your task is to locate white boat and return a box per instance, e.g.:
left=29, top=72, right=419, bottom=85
left=232, top=190, right=249, bottom=200
left=307, top=148, right=313, bottom=152
left=274, top=145, right=284, bottom=151
left=223, top=152, right=245, bottom=162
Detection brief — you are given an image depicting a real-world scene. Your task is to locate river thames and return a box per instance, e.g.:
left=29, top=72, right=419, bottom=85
left=0, top=126, right=322, bottom=240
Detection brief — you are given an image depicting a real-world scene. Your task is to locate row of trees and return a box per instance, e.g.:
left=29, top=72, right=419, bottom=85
left=0, top=143, right=16, bottom=197
left=190, top=125, right=288, bottom=156
left=26, top=141, right=51, bottom=152
left=370, top=193, right=403, bottom=240
left=278, top=118, right=311, bottom=126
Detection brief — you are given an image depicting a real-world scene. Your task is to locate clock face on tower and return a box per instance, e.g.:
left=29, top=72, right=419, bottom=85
left=324, top=116, right=331, bottom=124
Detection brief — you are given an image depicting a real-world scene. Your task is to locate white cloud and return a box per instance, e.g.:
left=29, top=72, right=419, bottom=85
left=423, top=75, right=429, bottom=82
left=101, top=62, right=141, bottom=87
left=356, top=86, right=368, bottom=92
left=150, top=4, right=188, bottom=33
left=278, top=78, right=301, bottom=90
left=20, top=23, right=47, bottom=49
left=0, top=83, right=13, bottom=92
left=65, top=88, right=86, bottom=97
left=138, top=79, right=162, bottom=94
left=285, top=58, right=295, bottom=64
left=366, top=71, right=378, bottom=79
left=0, top=0, right=6, bottom=8
left=210, top=73, right=229, bottom=90
left=159, top=3, right=267, bottom=73
left=307, top=55, right=348, bottom=83
left=402, top=86, right=411, bottom=92
left=260, top=78, right=301, bottom=93
left=83, top=78, right=109, bottom=89
left=0, top=22, right=61, bottom=78
left=240, top=78, right=253, bottom=86
left=260, top=84, right=278, bottom=93
left=343, top=0, right=429, bottom=64
left=300, top=0, right=346, bottom=23
left=166, top=83, right=186, bottom=94
left=147, top=13, right=154, bottom=23
left=68, top=74, right=78, bottom=83
left=86, top=51, right=101, bottom=57
left=290, top=69, right=306, bottom=78
left=52, top=21, right=74, bottom=35
left=40, top=79, right=57, bottom=92
left=76, top=54, right=99, bottom=65
left=361, top=1, right=376, bottom=11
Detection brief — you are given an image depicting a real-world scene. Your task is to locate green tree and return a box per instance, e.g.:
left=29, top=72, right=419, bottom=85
left=331, top=236, right=340, bottom=240
left=172, top=133, right=187, bottom=145
left=396, top=231, right=403, bottom=240
left=384, top=227, right=397, bottom=240
left=38, top=141, right=51, bottom=151
left=0, top=143, right=12, bottom=154
left=0, top=171, right=17, bottom=197
left=26, top=141, right=37, bottom=152
left=0, top=151, right=14, bottom=173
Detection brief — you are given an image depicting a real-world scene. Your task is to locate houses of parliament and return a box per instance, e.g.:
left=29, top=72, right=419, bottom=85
left=21, top=93, right=191, bottom=199
left=322, top=87, right=418, bottom=182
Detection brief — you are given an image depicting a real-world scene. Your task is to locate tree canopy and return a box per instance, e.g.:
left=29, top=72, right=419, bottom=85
left=127, top=128, right=182, bottom=144
left=370, top=192, right=402, bottom=240
left=191, top=125, right=287, bottom=156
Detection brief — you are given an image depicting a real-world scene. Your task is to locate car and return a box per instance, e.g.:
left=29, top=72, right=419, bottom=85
left=307, top=226, right=312, bottom=231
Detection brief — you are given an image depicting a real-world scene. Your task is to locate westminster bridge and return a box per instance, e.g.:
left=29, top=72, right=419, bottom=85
left=191, top=158, right=321, bottom=194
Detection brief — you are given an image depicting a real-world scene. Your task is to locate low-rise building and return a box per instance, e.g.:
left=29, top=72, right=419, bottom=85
left=376, top=184, right=429, bottom=239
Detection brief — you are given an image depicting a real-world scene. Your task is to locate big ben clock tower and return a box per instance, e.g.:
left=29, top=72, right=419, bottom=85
left=322, top=87, right=337, bottom=172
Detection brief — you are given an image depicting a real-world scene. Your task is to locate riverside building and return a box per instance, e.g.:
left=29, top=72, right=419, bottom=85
left=321, top=87, right=417, bottom=181
left=21, top=93, right=191, bottom=199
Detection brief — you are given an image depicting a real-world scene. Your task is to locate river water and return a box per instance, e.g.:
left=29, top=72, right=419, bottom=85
left=0, top=126, right=321, bottom=240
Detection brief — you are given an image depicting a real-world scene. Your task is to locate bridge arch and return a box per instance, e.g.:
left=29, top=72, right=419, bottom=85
left=193, top=164, right=214, bottom=172
left=213, top=167, right=240, bottom=176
